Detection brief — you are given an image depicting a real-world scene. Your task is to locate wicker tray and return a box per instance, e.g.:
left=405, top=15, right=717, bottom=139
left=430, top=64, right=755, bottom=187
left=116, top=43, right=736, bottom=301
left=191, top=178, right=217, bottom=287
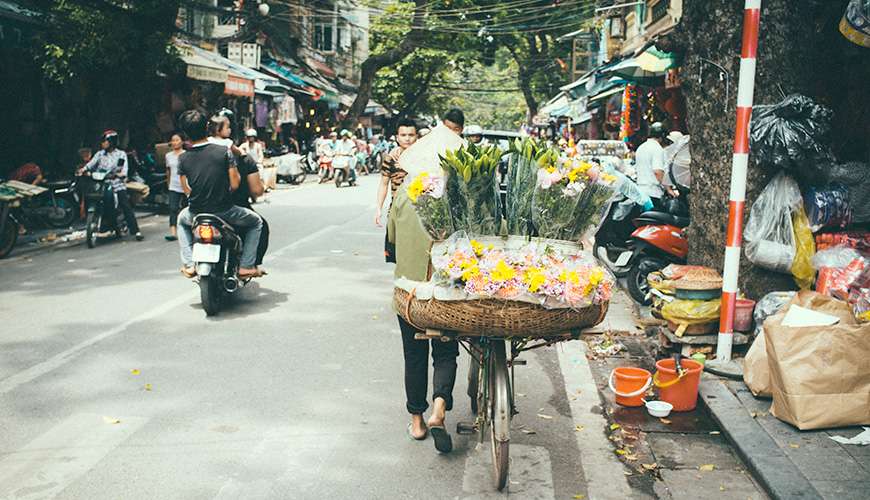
left=394, top=287, right=608, bottom=337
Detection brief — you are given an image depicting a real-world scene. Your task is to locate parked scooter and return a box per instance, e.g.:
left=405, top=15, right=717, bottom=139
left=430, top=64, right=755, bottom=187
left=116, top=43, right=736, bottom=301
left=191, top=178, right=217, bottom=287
left=17, top=179, right=78, bottom=229
left=190, top=213, right=248, bottom=316
left=595, top=192, right=689, bottom=305
left=82, top=171, right=128, bottom=248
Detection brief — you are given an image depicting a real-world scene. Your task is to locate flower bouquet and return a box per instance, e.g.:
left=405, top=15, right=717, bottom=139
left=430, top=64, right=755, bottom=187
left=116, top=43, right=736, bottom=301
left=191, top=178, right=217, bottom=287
left=505, top=137, right=548, bottom=236
left=430, top=232, right=614, bottom=309
left=439, top=143, right=502, bottom=235
left=531, top=154, right=616, bottom=241
left=406, top=171, right=453, bottom=240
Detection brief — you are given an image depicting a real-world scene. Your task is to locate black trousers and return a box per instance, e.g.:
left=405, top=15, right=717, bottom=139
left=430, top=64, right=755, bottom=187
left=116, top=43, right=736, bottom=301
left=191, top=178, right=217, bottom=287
left=168, top=190, right=186, bottom=227
left=398, top=315, right=459, bottom=415
left=104, top=189, right=139, bottom=234
left=256, top=216, right=269, bottom=266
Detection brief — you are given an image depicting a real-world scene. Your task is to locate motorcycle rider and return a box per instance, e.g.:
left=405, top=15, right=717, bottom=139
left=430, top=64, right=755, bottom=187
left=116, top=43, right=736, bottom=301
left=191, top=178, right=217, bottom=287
left=464, top=124, right=485, bottom=145
left=175, top=109, right=263, bottom=279
left=239, top=128, right=265, bottom=167
left=317, top=131, right=337, bottom=182
left=81, top=130, right=143, bottom=241
left=333, top=129, right=358, bottom=185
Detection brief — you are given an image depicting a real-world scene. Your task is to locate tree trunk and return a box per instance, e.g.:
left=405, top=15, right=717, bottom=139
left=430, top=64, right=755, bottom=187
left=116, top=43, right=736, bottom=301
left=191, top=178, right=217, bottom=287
left=344, top=0, right=428, bottom=126
left=674, top=0, right=870, bottom=299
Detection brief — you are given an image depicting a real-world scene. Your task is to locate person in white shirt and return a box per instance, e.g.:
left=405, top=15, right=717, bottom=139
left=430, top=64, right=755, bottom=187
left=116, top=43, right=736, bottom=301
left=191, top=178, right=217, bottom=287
left=333, top=129, right=358, bottom=185
left=239, top=129, right=265, bottom=167
left=634, top=122, right=667, bottom=207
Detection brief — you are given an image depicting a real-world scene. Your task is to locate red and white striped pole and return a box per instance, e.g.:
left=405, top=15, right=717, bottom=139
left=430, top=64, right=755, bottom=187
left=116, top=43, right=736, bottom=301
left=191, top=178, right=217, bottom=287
left=716, top=0, right=762, bottom=364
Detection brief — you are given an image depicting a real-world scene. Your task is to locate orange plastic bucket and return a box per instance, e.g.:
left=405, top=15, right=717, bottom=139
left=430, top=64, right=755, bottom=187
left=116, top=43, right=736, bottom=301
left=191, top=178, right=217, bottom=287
left=653, top=358, right=703, bottom=411
left=608, top=367, right=652, bottom=407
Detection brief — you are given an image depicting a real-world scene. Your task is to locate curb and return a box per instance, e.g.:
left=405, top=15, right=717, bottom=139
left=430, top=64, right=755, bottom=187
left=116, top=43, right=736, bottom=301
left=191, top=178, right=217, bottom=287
left=698, top=374, right=822, bottom=500
left=7, top=211, right=159, bottom=259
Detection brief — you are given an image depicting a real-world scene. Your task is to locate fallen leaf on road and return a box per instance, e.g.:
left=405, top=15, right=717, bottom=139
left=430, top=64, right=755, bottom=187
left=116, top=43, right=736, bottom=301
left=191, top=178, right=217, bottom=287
left=516, top=393, right=526, bottom=397
left=520, top=428, right=536, bottom=435
left=623, top=471, right=633, bottom=476
left=709, top=431, right=721, bottom=435
left=610, top=423, right=621, bottom=431
left=573, top=495, right=585, bottom=499
left=699, top=464, right=715, bottom=472
left=575, top=425, right=585, bottom=432
left=624, top=454, right=638, bottom=461
left=641, top=463, right=657, bottom=471
left=659, top=418, right=672, bottom=425
left=719, top=486, right=726, bottom=491
left=788, top=443, right=800, bottom=449
left=130, top=369, right=140, bottom=375
left=536, top=413, right=553, bottom=420
left=103, top=417, right=121, bottom=424
left=615, top=449, right=627, bottom=456
left=371, top=315, right=379, bottom=320
left=144, top=384, right=152, bottom=391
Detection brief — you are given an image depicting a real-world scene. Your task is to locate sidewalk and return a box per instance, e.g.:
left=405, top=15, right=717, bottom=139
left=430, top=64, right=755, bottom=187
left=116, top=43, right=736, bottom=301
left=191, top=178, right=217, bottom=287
left=560, top=289, right=767, bottom=499
left=700, top=375, right=870, bottom=500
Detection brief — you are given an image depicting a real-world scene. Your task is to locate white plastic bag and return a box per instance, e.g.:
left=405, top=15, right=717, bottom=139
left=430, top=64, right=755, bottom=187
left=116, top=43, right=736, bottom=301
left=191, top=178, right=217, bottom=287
left=744, top=172, right=803, bottom=273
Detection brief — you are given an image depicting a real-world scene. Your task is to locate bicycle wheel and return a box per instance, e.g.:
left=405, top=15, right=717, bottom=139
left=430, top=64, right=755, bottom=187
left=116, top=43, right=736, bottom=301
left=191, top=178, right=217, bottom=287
left=489, top=339, right=511, bottom=491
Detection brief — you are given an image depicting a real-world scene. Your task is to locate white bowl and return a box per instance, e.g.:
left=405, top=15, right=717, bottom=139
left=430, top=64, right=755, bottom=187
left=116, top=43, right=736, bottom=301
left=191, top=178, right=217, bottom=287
left=645, top=400, right=673, bottom=418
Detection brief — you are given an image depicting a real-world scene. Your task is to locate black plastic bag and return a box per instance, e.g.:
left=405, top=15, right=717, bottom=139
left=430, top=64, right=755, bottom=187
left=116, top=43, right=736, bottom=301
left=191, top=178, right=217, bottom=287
left=750, top=94, right=835, bottom=184
left=829, top=162, right=870, bottom=224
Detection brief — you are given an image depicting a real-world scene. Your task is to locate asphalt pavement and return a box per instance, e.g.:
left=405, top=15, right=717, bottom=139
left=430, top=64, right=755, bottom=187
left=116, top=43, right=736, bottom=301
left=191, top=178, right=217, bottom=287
left=0, top=175, right=624, bottom=499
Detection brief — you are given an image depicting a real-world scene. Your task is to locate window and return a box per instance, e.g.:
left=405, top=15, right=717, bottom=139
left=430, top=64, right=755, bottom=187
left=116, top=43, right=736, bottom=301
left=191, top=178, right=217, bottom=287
left=314, top=22, right=334, bottom=52
left=650, top=0, right=670, bottom=24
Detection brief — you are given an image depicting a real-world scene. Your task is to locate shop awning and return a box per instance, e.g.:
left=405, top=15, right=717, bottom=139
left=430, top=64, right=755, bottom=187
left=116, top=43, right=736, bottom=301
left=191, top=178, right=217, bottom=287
left=589, top=85, right=625, bottom=103
left=634, top=45, right=680, bottom=73
left=539, top=93, right=570, bottom=117
left=609, top=45, right=677, bottom=85
left=180, top=51, right=228, bottom=83
left=189, top=45, right=281, bottom=92
left=262, top=59, right=307, bottom=88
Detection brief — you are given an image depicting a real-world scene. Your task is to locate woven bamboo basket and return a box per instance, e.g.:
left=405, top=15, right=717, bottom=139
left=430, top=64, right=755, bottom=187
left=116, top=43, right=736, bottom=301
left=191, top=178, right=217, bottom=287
left=394, top=287, right=608, bottom=337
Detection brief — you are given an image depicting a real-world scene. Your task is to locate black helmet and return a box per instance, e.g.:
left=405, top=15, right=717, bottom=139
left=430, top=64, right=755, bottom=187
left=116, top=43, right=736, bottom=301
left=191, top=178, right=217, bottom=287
left=649, top=122, right=666, bottom=139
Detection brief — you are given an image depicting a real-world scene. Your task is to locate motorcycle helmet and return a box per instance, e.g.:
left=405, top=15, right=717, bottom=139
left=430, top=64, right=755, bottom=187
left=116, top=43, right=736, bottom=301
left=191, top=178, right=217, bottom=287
left=648, top=122, right=666, bottom=139
left=340, top=129, right=351, bottom=138
left=101, top=129, right=119, bottom=147
left=245, top=128, right=258, bottom=138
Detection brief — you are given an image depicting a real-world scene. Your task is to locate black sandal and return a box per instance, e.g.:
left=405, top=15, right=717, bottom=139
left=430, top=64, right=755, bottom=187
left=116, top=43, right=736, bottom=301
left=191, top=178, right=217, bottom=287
left=428, top=425, right=453, bottom=453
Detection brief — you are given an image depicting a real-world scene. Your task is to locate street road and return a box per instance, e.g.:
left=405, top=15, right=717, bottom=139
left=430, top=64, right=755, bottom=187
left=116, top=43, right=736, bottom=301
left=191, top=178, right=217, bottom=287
left=0, top=176, right=601, bottom=499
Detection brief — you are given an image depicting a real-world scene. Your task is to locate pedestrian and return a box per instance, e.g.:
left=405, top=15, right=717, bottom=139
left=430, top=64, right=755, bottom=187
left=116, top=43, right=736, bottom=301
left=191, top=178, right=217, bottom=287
left=81, top=130, right=143, bottom=241
left=386, top=108, right=464, bottom=453
left=375, top=118, right=419, bottom=258
left=164, top=133, right=186, bottom=241
left=175, top=109, right=263, bottom=279
left=634, top=122, right=668, bottom=209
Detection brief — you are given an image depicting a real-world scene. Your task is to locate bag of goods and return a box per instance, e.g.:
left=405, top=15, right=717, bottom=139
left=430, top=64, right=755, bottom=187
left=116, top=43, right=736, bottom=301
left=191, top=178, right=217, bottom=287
left=749, top=94, right=835, bottom=185
left=530, top=149, right=615, bottom=241
left=829, top=161, right=870, bottom=224
left=804, top=184, right=852, bottom=232
left=812, top=246, right=870, bottom=300
left=742, top=291, right=795, bottom=398
left=791, top=207, right=816, bottom=290
left=440, top=143, right=502, bottom=236
left=744, top=172, right=803, bottom=273
left=815, top=230, right=870, bottom=252
left=765, top=291, right=870, bottom=429
left=661, top=298, right=720, bottom=336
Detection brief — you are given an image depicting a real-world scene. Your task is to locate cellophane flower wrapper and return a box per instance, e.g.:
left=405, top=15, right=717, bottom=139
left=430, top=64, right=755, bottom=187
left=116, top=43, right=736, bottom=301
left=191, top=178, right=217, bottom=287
left=532, top=159, right=615, bottom=241
left=429, top=232, right=614, bottom=309
left=444, top=166, right=501, bottom=236
left=506, top=153, right=538, bottom=236
left=407, top=172, right=454, bottom=240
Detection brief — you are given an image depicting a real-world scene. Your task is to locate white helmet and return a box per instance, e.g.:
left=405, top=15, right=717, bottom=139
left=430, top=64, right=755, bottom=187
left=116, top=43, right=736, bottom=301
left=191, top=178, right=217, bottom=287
left=465, top=125, right=483, bottom=136
left=245, top=128, right=257, bottom=138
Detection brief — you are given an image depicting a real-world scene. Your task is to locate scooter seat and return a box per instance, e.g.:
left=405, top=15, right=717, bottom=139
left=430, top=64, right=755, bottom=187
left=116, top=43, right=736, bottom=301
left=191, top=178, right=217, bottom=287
left=45, top=180, right=73, bottom=189
left=635, top=211, right=690, bottom=228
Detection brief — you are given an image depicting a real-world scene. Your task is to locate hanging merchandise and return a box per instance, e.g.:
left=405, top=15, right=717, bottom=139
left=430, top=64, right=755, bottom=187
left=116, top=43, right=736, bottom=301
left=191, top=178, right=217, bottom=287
left=278, top=95, right=297, bottom=124
left=791, top=207, right=816, bottom=290
left=254, top=97, right=269, bottom=128
left=744, top=172, right=803, bottom=273
left=619, top=85, right=639, bottom=142
left=804, top=184, right=852, bottom=232
left=749, top=94, right=835, bottom=185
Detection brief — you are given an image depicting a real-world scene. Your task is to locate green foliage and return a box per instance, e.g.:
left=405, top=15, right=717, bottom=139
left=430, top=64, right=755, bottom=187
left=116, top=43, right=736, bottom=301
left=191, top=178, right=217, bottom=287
left=38, top=0, right=182, bottom=85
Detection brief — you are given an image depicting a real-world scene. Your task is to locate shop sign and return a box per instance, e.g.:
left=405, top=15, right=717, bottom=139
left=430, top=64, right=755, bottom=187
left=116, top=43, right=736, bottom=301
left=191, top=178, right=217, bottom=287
left=186, top=64, right=227, bottom=84
left=225, top=75, right=254, bottom=97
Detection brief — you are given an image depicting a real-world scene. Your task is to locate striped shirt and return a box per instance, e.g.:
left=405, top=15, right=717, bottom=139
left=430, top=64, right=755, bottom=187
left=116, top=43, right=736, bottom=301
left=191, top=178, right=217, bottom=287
left=381, top=152, right=407, bottom=197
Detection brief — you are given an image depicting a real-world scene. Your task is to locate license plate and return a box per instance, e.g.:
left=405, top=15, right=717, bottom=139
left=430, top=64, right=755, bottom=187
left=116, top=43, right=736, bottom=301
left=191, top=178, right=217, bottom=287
left=192, top=243, right=221, bottom=263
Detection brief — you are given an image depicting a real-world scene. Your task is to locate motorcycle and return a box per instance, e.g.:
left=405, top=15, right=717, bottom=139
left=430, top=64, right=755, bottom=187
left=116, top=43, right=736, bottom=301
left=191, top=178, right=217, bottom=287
left=333, top=153, right=357, bottom=188
left=595, top=193, right=689, bottom=305
left=273, top=153, right=308, bottom=185
left=82, top=171, right=128, bottom=248
left=190, top=213, right=247, bottom=316
left=17, top=179, right=78, bottom=229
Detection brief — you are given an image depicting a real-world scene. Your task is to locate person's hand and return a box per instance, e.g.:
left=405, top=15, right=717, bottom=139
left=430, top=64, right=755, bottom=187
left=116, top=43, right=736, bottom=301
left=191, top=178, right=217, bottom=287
left=387, top=147, right=402, bottom=163
left=375, top=210, right=382, bottom=227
